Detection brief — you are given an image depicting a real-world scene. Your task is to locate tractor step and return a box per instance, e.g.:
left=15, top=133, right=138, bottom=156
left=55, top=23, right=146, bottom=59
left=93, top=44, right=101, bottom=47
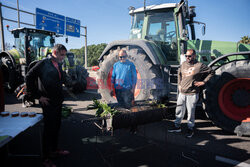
left=167, top=65, right=179, bottom=103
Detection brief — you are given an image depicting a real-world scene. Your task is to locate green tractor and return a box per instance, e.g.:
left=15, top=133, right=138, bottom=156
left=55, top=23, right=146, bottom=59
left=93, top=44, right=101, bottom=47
left=97, top=0, right=250, bottom=135
left=0, top=27, right=88, bottom=94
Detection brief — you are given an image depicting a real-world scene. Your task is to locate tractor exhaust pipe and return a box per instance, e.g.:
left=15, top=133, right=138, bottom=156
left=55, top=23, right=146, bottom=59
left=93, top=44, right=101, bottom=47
left=189, top=6, right=196, bottom=40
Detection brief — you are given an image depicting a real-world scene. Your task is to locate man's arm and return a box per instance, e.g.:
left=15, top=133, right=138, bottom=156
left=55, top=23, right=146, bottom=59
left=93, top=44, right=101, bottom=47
left=25, top=61, right=41, bottom=99
left=177, top=65, right=182, bottom=91
left=201, top=64, right=214, bottom=83
left=194, top=63, right=214, bottom=87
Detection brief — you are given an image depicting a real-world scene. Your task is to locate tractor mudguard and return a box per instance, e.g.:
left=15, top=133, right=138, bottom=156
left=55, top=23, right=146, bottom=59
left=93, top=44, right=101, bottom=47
left=203, top=52, right=250, bottom=136
left=98, top=39, right=167, bottom=66
left=0, top=51, right=21, bottom=91
left=0, top=51, right=17, bottom=69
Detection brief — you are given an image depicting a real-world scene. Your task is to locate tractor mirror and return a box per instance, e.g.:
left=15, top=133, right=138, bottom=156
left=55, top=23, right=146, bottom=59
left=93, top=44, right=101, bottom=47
left=13, top=31, right=19, bottom=38
left=202, top=25, right=206, bottom=36
left=50, top=38, right=55, bottom=44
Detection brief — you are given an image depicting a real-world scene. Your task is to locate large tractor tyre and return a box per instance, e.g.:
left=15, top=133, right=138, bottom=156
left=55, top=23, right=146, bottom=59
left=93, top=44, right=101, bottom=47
left=97, top=47, right=166, bottom=104
left=72, top=65, right=89, bottom=93
left=0, top=55, right=21, bottom=92
left=203, top=60, right=250, bottom=135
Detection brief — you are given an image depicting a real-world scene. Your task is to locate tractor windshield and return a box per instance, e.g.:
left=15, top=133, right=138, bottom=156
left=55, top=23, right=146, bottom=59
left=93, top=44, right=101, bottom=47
left=29, top=32, right=53, bottom=48
left=29, top=33, right=54, bottom=59
left=146, top=11, right=176, bottom=43
left=146, top=10, right=178, bottom=61
left=129, top=13, right=144, bottom=39
left=14, top=32, right=54, bottom=60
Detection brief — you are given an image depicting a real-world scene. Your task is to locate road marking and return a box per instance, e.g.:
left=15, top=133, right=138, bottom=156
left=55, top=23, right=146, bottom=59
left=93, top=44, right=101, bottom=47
left=216, top=156, right=250, bottom=167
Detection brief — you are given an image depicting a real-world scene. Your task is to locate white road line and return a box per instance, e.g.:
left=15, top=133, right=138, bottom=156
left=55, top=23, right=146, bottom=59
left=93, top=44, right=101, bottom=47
left=216, top=156, right=250, bottom=167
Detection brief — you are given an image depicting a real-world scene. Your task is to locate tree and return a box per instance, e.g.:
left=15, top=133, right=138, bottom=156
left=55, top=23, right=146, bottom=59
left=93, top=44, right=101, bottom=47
left=70, top=43, right=107, bottom=67
left=239, top=36, right=250, bottom=44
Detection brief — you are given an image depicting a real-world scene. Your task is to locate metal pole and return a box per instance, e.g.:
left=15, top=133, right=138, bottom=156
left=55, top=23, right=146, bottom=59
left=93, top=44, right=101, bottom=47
left=84, top=26, right=87, bottom=68
left=144, top=0, right=146, bottom=11
left=17, top=0, right=20, bottom=28
left=0, top=3, right=5, bottom=51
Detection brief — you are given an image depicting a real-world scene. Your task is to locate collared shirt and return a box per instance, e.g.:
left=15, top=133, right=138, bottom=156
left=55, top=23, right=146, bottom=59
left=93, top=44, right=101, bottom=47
left=52, top=59, right=61, bottom=79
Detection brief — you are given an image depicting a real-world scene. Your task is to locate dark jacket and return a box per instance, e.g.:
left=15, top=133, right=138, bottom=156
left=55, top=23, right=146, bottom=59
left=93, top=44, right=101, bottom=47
left=25, top=58, right=64, bottom=105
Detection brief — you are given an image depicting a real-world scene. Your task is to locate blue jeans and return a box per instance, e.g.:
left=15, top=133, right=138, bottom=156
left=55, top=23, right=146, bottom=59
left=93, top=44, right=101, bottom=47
left=115, top=89, right=134, bottom=109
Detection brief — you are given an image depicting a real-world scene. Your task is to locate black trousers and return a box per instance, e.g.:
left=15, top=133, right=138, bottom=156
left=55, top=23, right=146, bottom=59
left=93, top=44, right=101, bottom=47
left=115, top=89, right=133, bottom=109
left=42, top=102, right=62, bottom=159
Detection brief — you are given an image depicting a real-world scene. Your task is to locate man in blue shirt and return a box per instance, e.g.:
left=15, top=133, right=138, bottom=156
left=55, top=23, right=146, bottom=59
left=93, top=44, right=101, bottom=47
left=111, top=50, right=137, bottom=108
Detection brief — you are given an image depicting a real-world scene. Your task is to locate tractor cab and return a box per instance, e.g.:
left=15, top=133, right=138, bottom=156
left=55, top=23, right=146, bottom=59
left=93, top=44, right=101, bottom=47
left=129, top=1, right=202, bottom=64
left=11, top=28, right=56, bottom=65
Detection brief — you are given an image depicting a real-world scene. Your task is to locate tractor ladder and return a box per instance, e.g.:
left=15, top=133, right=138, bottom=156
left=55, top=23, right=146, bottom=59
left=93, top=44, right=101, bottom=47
left=167, top=65, right=179, bottom=103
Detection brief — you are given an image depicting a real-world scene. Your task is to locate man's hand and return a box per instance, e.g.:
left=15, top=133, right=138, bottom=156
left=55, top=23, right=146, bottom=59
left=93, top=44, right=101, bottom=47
left=39, top=96, right=49, bottom=106
left=194, top=81, right=205, bottom=87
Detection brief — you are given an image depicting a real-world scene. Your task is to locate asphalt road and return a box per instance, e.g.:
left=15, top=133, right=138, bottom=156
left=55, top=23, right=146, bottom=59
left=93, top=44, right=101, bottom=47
left=2, top=89, right=250, bottom=167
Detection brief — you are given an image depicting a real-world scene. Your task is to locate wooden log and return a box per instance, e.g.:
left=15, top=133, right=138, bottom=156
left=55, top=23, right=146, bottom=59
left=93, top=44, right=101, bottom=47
left=112, top=104, right=169, bottom=130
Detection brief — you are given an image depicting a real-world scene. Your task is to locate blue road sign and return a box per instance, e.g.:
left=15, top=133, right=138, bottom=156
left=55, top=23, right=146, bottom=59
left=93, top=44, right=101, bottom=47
left=66, top=17, right=80, bottom=38
left=36, top=8, right=65, bottom=35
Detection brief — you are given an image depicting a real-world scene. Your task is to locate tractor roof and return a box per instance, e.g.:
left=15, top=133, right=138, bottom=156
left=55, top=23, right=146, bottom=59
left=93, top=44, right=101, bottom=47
left=129, top=3, right=177, bottom=15
left=11, top=27, right=56, bottom=36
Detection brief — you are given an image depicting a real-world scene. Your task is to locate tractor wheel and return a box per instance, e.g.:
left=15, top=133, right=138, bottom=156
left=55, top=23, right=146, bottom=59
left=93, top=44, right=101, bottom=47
left=97, top=47, right=166, bottom=103
left=0, top=55, right=21, bottom=92
left=203, top=60, right=250, bottom=135
left=72, top=65, right=89, bottom=93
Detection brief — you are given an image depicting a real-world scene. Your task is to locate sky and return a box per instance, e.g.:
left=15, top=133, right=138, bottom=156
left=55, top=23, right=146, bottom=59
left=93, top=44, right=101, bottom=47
left=1, top=0, right=250, bottom=50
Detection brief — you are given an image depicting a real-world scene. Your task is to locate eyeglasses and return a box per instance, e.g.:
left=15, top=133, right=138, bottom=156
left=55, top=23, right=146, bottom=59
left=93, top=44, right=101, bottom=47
left=185, top=55, right=192, bottom=58
left=119, top=56, right=126, bottom=59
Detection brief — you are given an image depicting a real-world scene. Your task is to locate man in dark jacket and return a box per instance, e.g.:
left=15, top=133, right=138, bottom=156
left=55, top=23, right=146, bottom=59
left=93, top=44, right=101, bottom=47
left=26, top=44, right=69, bottom=166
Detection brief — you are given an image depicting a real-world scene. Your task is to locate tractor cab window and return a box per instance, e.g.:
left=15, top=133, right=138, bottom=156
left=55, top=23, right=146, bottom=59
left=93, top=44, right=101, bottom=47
left=146, top=10, right=178, bottom=61
left=28, top=33, right=54, bottom=59
left=129, top=13, right=144, bottom=39
left=14, top=32, right=26, bottom=58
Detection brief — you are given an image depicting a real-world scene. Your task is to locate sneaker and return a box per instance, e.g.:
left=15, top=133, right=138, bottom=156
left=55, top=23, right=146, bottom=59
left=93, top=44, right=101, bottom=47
left=186, top=129, right=194, bottom=138
left=168, top=126, right=181, bottom=133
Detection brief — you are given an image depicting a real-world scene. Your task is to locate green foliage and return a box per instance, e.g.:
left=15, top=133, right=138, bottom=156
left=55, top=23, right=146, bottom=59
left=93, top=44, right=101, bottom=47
left=87, top=98, right=101, bottom=110
left=62, top=106, right=72, bottom=118
left=69, top=43, right=107, bottom=66
left=147, top=100, right=167, bottom=108
left=88, top=99, right=118, bottom=117
left=239, top=36, right=250, bottom=44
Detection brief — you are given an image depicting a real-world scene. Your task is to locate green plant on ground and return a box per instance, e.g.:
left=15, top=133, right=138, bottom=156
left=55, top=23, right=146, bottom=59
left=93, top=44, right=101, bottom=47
left=88, top=99, right=118, bottom=117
